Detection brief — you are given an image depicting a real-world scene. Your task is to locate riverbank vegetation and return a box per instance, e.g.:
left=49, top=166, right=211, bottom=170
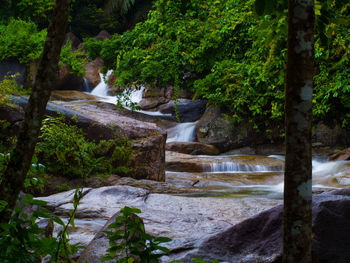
left=84, top=0, right=349, bottom=134
left=1, top=0, right=349, bottom=133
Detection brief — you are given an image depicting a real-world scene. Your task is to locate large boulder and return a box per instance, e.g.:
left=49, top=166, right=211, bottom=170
left=94, top=30, right=112, bottom=41
left=313, top=122, right=350, bottom=146
left=50, top=90, right=98, bottom=101
left=84, top=57, right=104, bottom=91
left=196, top=105, right=255, bottom=152
left=165, top=142, right=220, bottom=155
left=157, top=99, right=207, bottom=122
left=51, top=100, right=167, bottom=181
left=328, top=147, right=350, bottom=161
left=53, top=64, right=84, bottom=91
left=139, top=87, right=171, bottom=110
left=36, top=185, right=281, bottom=262
left=178, top=189, right=350, bottom=263
left=8, top=97, right=166, bottom=181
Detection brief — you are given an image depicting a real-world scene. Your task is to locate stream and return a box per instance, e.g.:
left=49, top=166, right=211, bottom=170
left=87, top=73, right=350, bottom=200
left=34, top=74, right=350, bottom=262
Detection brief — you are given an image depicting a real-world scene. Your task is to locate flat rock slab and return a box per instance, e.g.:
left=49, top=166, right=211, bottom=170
left=38, top=185, right=281, bottom=262
left=166, top=142, right=220, bottom=155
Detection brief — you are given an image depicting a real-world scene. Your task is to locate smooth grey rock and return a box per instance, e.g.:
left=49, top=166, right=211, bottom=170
left=37, top=185, right=281, bottom=263
left=178, top=190, right=350, bottom=263
left=158, top=99, right=207, bottom=122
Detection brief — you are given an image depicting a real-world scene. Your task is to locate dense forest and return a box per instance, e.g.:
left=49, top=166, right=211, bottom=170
left=1, top=0, right=349, bottom=134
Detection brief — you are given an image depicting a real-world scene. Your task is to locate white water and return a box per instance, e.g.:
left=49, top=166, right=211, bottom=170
left=166, top=121, right=197, bottom=142
left=208, top=162, right=282, bottom=173
left=90, top=70, right=114, bottom=98
left=89, top=72, right=172, bottom=118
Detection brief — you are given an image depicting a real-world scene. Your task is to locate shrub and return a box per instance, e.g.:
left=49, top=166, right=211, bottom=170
left=59, top=40, right=87, bottom=77
left=0, top=189, right=83, bottom=263
left=36, top=116, right=133, bottom=179
left=0, top=19, right=46, bottom=64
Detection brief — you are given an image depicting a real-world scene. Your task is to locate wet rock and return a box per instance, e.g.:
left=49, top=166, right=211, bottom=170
left=179, top=190, right=350, bottom=263
left=157, top=99, right=207, bottom=122
left=196, top=105, right=254, bottom=152
left=328, top=147, right=350, bottom=161
left=50, top=90, right=98, bottom=101
left=37, top=185, right=281, bottom=262
left=166, top=142, right=220, bottom=155
left=84, top=57, right=104, bottom=91
left=53, top=63, right=84, bottom=91
left=166, top=151, right=205, bottom=172
left=139, top=97, right=168, bottom=110
left=313, top=122, right=350, bottom=146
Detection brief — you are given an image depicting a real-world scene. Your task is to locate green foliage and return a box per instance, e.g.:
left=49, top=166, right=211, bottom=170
left=102, top=206, right=171, bottom=263
left=0, top=20, right=86, bottom=75
left=0, top=189, right=83, bottom=263
left=0, top=0, right=54, bottom=26
left=84, top=0, right=350, bottom=132
left=59, top=40, right=87, bottom=77
left=0, top=19, right=47, bottom=63
left=36, top=116, right=133, bottom=179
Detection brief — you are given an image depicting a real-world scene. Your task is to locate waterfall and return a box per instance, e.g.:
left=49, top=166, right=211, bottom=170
left=166, top=121, right=197, bottom=142
left=90, top=70, right=113, bottom=97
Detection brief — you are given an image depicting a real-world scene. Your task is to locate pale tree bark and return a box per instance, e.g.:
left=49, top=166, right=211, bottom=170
left=283, top=0, right=315, bottom=262
left=0, top=0, right=71, bottom=223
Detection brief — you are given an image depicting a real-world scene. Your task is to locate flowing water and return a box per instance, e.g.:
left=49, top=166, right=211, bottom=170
left=90, top=71, right=350, bottom=199
left=166, top=121, right=197, bottom=142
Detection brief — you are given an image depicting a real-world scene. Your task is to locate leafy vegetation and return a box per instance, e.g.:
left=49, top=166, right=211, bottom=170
left=36, top=116, right=133, bottom=179
left=0, top=19, right=86, bottom=76
left=59, top=40, right=87, bottom=77
left=102, top=206, right=171, bottom=263
left=0, top=189, right=83, bottom=263
left=0, top=19, right=47, bottom=64
left=0, top=73, right=30, bottom=106
left=84, top=0, right=350, bottom=132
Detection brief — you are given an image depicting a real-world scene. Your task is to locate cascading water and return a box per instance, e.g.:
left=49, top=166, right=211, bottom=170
left=208, top=162, right=282, bottom=173
left=83, top=78, right=90, bottom=92
left=90, top=70, right=114, bottom=98
left=89, top=72, right=170, bottom=117
left=166, top=121, right=197, bottom=142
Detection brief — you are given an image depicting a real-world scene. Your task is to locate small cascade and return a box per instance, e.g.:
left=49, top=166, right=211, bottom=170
left=312, top=159, right=350, bottom=186
left=166, top=121, right=197, bottom=142
left=129, top=86, right=145, bottom=104
left=83, top=78, right=90, bottom=92
left=207, top=162, right=282, bottom=173
left=90, top=70, right=113, bottom=97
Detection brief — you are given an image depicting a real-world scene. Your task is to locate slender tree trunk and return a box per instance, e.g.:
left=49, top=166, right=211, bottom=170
left=0, top=0, right=71, bottom=223
left=283, top=0, right=315, bottom=262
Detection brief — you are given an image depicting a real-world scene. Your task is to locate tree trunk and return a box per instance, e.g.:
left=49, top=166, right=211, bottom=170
left=283, top=0, right=315, bottom=262
left=0, top=0, right=71, bottom=223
